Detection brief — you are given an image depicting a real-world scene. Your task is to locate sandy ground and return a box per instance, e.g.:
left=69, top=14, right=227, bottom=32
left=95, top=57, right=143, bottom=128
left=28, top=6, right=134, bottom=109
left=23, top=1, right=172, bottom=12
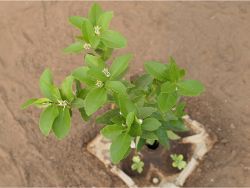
left=0, top=1, right=250, bottom=187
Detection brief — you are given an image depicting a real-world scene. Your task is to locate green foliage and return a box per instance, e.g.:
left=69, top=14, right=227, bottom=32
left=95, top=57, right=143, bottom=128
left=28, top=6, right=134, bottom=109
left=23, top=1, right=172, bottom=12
left=131, top=155, right=144, bottom=173
left=110, top=132, right=131, bottom=164
left=84, top=87, right=107, bottom=115
left=39, top=105, right=59, bottom=136
left=21, top=3, right=205, bottom=169
left=170, top=154, right=187, bottom=170
left=52, top=108, right=71, bottom=139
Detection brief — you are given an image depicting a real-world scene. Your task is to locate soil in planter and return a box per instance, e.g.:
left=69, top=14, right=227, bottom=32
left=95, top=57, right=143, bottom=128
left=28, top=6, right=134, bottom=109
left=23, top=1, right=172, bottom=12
left=120, top=141, right=193, bottom=186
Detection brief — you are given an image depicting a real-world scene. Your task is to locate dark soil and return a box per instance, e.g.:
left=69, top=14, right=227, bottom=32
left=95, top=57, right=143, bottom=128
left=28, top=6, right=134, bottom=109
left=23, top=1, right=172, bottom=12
left=0, top=1, right=250, bottom=187
left=121, top=141, right=193, bottom=186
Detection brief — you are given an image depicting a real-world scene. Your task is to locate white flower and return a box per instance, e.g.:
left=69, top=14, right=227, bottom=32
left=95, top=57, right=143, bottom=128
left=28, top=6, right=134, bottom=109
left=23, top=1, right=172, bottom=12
left=57, top=99, right=68, bottom=110
left=96, top=80, right=103, bottom=88
left=94, top=25, right=101, bottom=35
left=83, top=43, right=91, bottom=50
left=102, top=68, right=110, bottom=77
left=130, top=140, right=136, bottom=149
left=138, top=119, right=143, bottom=124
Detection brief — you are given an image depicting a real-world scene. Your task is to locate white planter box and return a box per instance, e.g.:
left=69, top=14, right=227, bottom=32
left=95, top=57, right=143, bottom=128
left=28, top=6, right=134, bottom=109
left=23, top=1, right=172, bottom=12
left=87, top=115, right=217, bottom=187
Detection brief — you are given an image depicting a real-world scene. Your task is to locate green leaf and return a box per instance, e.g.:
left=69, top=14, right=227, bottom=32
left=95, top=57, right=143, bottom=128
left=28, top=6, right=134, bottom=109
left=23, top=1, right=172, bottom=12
left=136, top=138, right=145, bottom=151
left=96, top=109, right=120, bottom=124
left=69, top=16, right=87, bottom=29
left=105, top=81, right=127, bottom=94
left=87, top=66, right=107, bottom=81
left=111, top=115, right=124, bottom=125
left=84, top=87, right=107, bottom=115
left=39, top=69, right=61, bottom=101
left=144, top=61, right=166, bottom=81
left=21, top=98, right=38, bottom=109
left=155, top=126, right=170, bottom=148
left=61, top=76, right=74, bottom=101
left=72, top=67, right=95, bottom=86
left=110, top=54, right=132, bottom=79
left=137, top=107, right=157, bottom=119
left=165, top=57, right=180, bottom=82
left=82, top=19, right=95, bottom=44
left=177, top=80, right=205, bottom=96
left=126, top=112, right=135, bottom=128
left=142, top=118, right=161, bottom=131
left=175, top=103, right=186, bottom=118
left=167, top=130, right=180, bottom=140
left=64, top=41, right=84, bottom=53
left=162, top=120, right=189, bottom=132
left=71, top=98, right=85, bottom=109
left=79, top=107, right=90, bottom=121
left=118, top=94, right=137, bottom=116
left=39, top=105, right=59, bottom=136
left=97, top=11, right=113, bottom=31
left=52, top=108, right=71, bottom=139
left=85, top=54, right=104, bottom=68
left=128, top=123, right=142, bottom=137
left=157, top=92, right=178, bottom=112
left=88, top=3, right=103, bottom=25
left=101, top=30, right=127, bottom=48
left=101, top=124, right=124, bottom=140
left=110, top=132, right=131, bottom=164
left=134, top=74, right=153, bottom=89
left=161, top=82, right=177, bottom=93
left=141, top=131, right=158, bottom=140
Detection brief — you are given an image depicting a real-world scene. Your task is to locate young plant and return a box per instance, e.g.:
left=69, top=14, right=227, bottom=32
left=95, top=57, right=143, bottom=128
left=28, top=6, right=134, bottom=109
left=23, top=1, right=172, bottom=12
left=131, top=155, right=144, bottom=173
left=170, top=154, right=187, bottom=170
left=22, top=3, right=204, bottom=169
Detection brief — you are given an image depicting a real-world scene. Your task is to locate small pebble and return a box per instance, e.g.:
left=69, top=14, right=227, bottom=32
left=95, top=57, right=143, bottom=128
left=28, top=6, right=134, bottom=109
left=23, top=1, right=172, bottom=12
left=221, top=139, right=229, bottom=144
left=152, top=177, right=160, bottom=184
left=230, top=123, right=235, bottom=129
left=243, top=166, right=250, bottom=171
left=210, top=178, right=214, bottom=182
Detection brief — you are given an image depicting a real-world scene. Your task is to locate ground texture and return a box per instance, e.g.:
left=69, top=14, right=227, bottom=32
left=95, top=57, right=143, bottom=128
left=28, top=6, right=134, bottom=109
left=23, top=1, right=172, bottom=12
left=0, top=1, right=250, bottom=187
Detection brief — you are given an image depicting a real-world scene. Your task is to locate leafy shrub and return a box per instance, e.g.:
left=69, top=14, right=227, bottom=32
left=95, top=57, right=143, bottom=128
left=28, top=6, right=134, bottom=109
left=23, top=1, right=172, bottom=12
left=22, top=3, right=204, bottom=165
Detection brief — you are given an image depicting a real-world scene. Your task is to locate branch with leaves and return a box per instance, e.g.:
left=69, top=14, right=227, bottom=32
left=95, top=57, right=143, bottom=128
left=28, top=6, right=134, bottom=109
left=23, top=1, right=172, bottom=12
left=22, top=3, right=204, bottom=168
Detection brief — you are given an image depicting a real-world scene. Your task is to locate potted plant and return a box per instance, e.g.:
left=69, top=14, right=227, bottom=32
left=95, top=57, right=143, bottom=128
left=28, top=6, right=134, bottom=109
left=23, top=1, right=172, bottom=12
left=22, top=3, right=204, bottom=175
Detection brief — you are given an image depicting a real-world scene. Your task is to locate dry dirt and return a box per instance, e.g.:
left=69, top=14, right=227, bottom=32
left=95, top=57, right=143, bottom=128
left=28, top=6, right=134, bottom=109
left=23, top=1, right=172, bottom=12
left=0, top=1, right=250, bottom=187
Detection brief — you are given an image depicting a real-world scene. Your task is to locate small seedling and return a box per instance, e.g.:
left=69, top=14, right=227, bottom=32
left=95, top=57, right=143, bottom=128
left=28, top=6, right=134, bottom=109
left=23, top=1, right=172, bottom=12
left=170, top=154, right=187, bottom=170
left=21, top=3, right=204, bottom=171
left=131, top=155, right=144, bottom=173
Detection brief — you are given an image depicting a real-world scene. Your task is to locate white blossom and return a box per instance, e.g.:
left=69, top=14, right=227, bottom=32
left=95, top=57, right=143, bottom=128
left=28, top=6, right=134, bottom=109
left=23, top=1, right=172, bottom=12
left=130, top=140, right=136, bottom=149
left=138, top=119, right=143, bottom=124
left=57, top=99, right=68, bottom=110
left=94, top=25, right=101, bottom=35
left=96, top=80, right=103, bottom=88
left=83, top=43, right=91, bottom=50
left=102, top=68, right=110, bottom=77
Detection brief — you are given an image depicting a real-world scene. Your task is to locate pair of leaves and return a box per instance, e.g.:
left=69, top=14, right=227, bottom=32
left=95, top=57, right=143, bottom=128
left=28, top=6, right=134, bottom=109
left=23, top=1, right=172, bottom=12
left=170, top=154, right=187, bottom=170
left=39, top=106, right=71, bottom=139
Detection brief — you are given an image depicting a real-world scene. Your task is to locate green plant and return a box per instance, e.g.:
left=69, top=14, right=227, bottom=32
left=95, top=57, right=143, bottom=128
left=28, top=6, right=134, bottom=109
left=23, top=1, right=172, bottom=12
left=131, top=155, right=144, bottom=173
left=22, top=4, right=204, bottom=167
left=170, top=154, right=187, bottom=170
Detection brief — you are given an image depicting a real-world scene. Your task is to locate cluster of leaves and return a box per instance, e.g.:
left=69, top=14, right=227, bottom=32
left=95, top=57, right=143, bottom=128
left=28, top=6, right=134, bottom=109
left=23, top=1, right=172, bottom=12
left=21, top=3, right=204, bottom=167
left=170, top=154, right=187, bottom=170
left=131, top=155, right=144, bottom=173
